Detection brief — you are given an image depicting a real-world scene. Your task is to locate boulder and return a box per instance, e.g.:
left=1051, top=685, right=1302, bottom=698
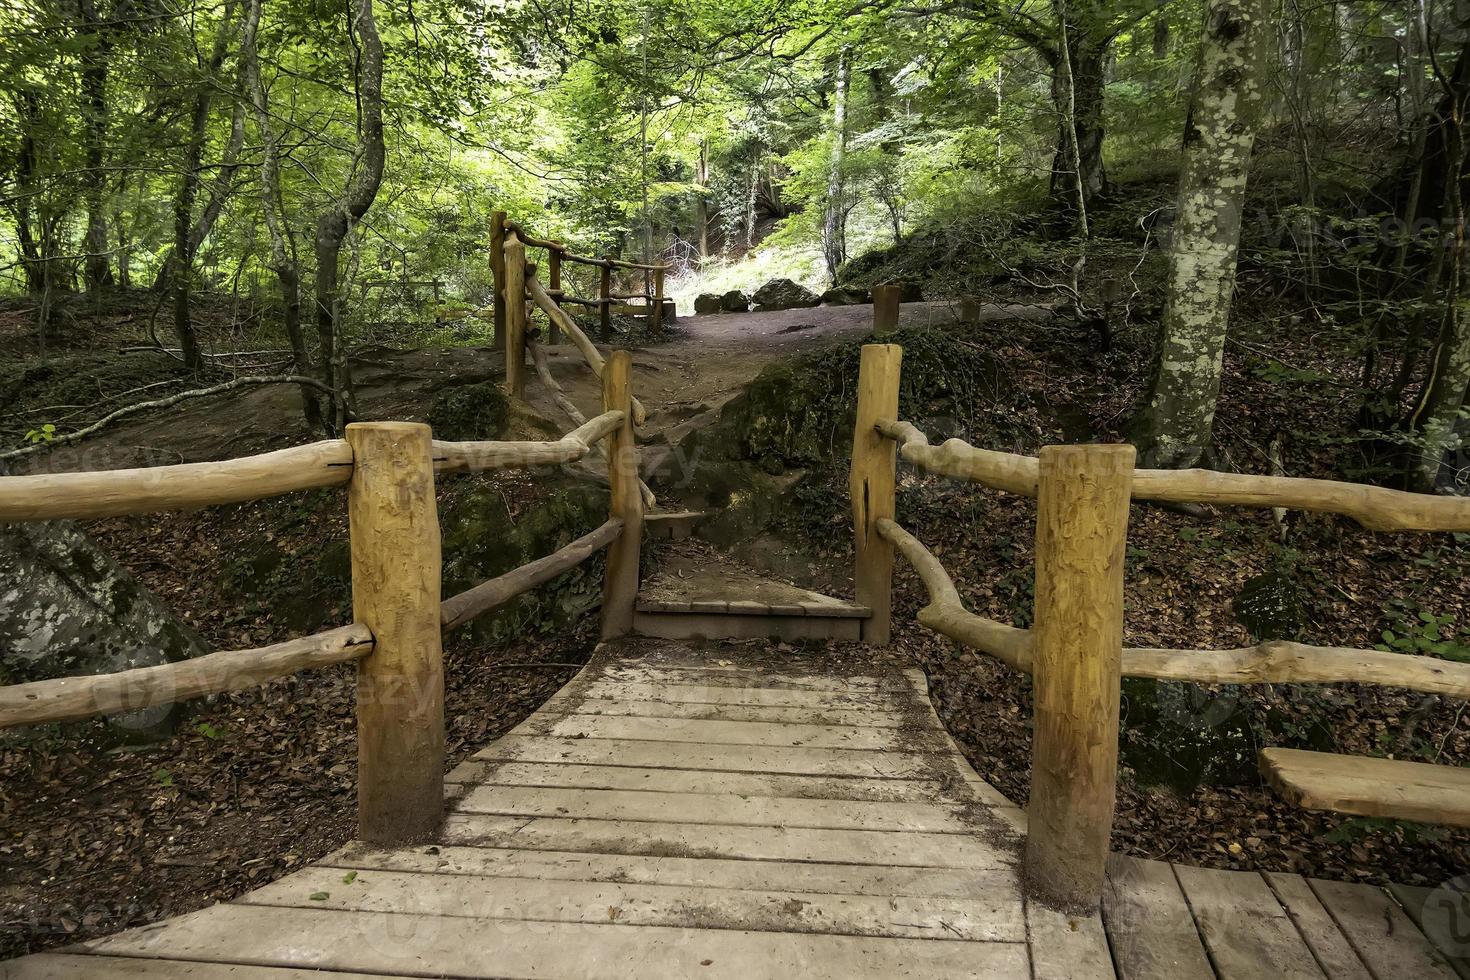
left=0, top=520, right=208, bottom=739
left=719, top=290, right=750, bottom=313
left=751, top=279, right=821, bottom=312
left=694, top=292, right=723, bottom=315
left=820, top=286, right=869, bottom=306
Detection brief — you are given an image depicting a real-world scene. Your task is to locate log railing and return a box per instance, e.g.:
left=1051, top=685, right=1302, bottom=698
left=491, top=212, right=668, bottom=370
left=0, top=352, right=644, bottom=847
left=851, top=341, right=1470, bottom=910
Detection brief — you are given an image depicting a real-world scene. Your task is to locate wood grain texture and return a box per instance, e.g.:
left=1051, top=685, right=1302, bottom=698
left=1026, top=444, right=1134, bottom=910
left=872, top=284, right=900, bottom=336
left=1173, top=865, right=1326, bottom=979
left=1309, top=877, right=1461, bottom=980
left=0, top=440, right=352, bottom=521
left=849, top=345, right=902, bottom=643
left=503, top=231, right=527, bottom=396
left=346, top=422, right=444, bottom=845
left=0, top=623, right=372, bottom=729
left=1260, top=748, right=1470, bottom=827
left=1102, top=856, right=1215, bottom=980
left=600, top=351, right=642, bottom=638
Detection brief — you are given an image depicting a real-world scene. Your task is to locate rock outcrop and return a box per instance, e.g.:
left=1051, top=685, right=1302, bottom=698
left=751, top=279, right=820, bottom=311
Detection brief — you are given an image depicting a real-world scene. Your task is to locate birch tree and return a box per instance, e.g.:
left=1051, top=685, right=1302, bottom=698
left=1135, top=0, right=1270, bottom=468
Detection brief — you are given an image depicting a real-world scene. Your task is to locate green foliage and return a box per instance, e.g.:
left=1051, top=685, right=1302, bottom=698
left=1377, top=599, right=1470, bottom=663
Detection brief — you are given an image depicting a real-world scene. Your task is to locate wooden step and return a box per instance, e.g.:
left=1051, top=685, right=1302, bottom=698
left=1259, top=747, right=1470, bottom=827
left=644, top=510, right=710, bottom=540
left=633, top=608, right=865, bottom=641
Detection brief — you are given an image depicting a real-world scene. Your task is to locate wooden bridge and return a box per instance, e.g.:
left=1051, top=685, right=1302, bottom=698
left=2, top=218, right=1469, bottom=978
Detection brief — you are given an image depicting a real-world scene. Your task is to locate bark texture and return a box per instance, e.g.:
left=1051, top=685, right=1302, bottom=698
left=1136, top=0, right=1270, bottom=468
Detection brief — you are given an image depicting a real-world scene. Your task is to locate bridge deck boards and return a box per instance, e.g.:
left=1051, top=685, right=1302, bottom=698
left=3, top=640, right=1458, bottom=979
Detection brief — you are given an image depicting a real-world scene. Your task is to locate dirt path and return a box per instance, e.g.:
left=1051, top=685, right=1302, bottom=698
left=14, top=300, right=1050, bottom=477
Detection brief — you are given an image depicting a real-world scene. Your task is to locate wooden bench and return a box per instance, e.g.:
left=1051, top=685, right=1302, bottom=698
left=1260, top=747, right=1470, bottom=828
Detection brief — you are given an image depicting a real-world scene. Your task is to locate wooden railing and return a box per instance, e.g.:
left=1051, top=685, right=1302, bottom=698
left=849, top=342, right=1470, bottom=910
left=0, top=352, right=645, bottom=847
left=489, top=211, right=669, bottom=401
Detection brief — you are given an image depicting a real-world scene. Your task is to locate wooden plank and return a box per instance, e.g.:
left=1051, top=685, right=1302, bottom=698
left=238, top=866, right=1025, bottom=942
left=0, top=956, right=397, bottom=979
left=536, top=696, right=935, bottom=729
left=633, top=612, right=863, bottom=641
left=1173, top=864, right=1326, bottom=979
left=78, top=904, right=1032, bottom=979
left=850, top=343, right=901, bottom=643
left=1263, top=873, right=1373, bottom=980
left=445, top=761, right=956, bottom=802
left=451, top=785, right=974, bottom=833
left=551, top=680, right=905, bottom=710
left=521, top=714, right=938, bottom=751
left=1102, top=856, right=1214, bottom=980
left=1310, top=878, right=1460, bottom=980
left=472, top=734, right=947, bottom=778
left=441, top=813, right=1015, bottom=869
left=1387, top=883, right=1470, bottom=980
left=321, top=843, right=1010, bottom=899
left=592, top=666, right=897, bottom=693
left=1025, top=905, right=1115, bottom=980
left=1260, top=748, right=1470, bottom=827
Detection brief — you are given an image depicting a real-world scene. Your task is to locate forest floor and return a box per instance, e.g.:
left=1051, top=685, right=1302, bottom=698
left=2, top=289, right=1468, bottom=957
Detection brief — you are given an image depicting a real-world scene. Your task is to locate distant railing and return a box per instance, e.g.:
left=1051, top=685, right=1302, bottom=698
left=848, top=342, right=1470, bottom=910
left=489, top=211, right=669, bottom=398
left=0, top=352, right=646, bottom=847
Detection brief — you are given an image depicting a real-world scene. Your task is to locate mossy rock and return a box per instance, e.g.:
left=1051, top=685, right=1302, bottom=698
left=427, top=382, right=510, bottom=441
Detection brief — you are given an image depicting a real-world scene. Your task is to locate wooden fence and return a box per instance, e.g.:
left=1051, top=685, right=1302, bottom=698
left=489, top=211, right=669, bottom=400
left=0, top=352, right=646, bottom=847
left=849, top=342, right=1470, bottom=910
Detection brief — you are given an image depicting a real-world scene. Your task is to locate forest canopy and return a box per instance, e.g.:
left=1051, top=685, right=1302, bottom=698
left=1, top=0, right=1467, bottom=489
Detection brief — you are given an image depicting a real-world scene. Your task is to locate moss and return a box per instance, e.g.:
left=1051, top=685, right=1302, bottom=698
left=427, top=382, right=510, bottom=441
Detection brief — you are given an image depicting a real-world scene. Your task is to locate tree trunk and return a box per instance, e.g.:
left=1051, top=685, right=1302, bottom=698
left=242, top=0, right=320, bottom=432
left=314, top=0, right=385, bottom=433
left=695, top=139, right=709, bottom=258
left=1049, top=37, right=1109, bottom=218
left=171, top=1, right=239, bottom=372
left=77, top=0, right=114, bottom=293
left=1136, top=0, right=1270, bottom=468
left=822, top=47, right=851, bottom=283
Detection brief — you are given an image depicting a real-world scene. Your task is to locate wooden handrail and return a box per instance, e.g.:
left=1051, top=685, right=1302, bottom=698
left=876, top=518, right=1033, bottom=673
left=526, top=274, right=648, bottom=425
left=0, top=417, right=628, bottom=523
left=503, top=220, right=669, bottom=272
left=0, top=441, right=355, bottom=522
left=879, top=516, right=1470, bottom=699
left=0, top=623, right=374, bottom=730
left=433, top=410, right=624, bottom=474
left=874, top=418, right=1470, bottom=532
left=441, top=518, right=624, bottom=632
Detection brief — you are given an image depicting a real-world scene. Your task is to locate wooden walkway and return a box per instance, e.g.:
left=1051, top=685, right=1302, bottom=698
left=4, top=641, right=1464, bottom=979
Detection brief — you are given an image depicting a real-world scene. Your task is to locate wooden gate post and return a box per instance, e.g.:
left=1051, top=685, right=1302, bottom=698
left=1025, top=443, right=1134, bottom=909
left=490, top=211, right=507, bottom=351
left=650, top=266, right=666, bottom=338
left=599, top=259, right=613, bottom=342
left=872, top=284, right=901, bottom=336
left=849, top=344, right=901, bottom=644
left=601, top=350, right=642, bottom=638
left=345, top=422, right=444, bottom=845
left=504, top=232, right=527, bottom=397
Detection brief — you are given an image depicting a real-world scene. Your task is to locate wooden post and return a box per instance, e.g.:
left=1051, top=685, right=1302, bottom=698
left=504, top=232, right=526, bottom=398
left=490, top=211, right=507, bottom=351
left=345, top=422, right=444, bottom=846
left=849, top=344, right=901, bottom=645
left=649, top=266, right=665, bottom=337
left=547, top=248, right=562, bottom=344
left=599, top=259, right=613, bottom=342
left=601, top=350, right=642, bottom=638
left=1025, top=443, right=1135, bottom=910
left=872, top=284, right=901, bottom=336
